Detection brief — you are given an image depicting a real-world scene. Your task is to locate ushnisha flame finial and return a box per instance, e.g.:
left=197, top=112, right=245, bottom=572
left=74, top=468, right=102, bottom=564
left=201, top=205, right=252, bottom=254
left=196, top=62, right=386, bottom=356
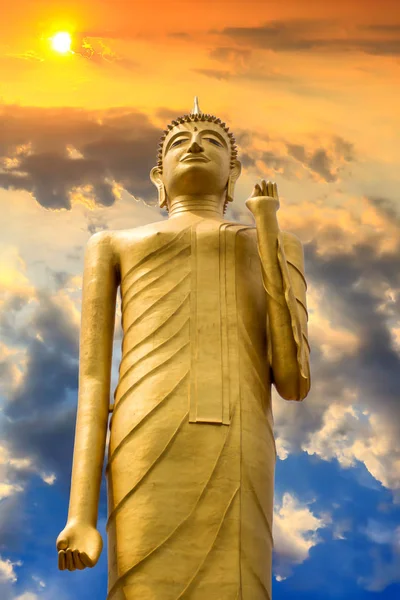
left=191, top=96, right=202, bottom=116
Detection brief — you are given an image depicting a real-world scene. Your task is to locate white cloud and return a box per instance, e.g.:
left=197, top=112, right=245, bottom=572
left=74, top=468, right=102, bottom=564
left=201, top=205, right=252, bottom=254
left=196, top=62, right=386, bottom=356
left=0, top=246, right=34, bottom=296
left=273, top=492, right=330, bottom=580
left=14, top=594, right=39, bottom=600
left=32, top=575, right=46, bottom=589
left=0, top=556, right=21, bottom=583
left=275, top=437, right=291, bottom=461
left=40, top=473, right=56, bottom=486
left=0, top=483, right=23, bottom=501
left=302, top=404, right=400, bottom=498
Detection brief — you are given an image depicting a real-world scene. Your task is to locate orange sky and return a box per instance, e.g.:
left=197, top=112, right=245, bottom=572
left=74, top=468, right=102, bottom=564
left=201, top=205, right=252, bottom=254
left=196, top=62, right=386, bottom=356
left=1, top=0, right=399, bottom=134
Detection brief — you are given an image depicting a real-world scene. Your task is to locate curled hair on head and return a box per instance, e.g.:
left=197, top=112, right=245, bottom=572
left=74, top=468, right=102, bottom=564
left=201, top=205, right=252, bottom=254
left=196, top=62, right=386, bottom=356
left=156, top=97, right=238, bottom=174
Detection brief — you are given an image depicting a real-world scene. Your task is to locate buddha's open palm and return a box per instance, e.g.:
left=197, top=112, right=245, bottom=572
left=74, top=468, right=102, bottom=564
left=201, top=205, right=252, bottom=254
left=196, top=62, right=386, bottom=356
left=57, top=521, right=103, bottom=570
left=250, top=179, right=279, bottom=203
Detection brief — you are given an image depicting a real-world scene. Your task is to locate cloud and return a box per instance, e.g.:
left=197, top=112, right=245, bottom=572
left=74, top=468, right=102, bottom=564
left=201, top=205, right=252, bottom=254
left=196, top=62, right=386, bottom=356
left=0, top=279, right=82, bottom=535
left=0, top=105, right=161, bottom=209
left=240, top=134, right=355, bottom=183
left=0, top=556, right=21, bottom=583
left=273, top=492, right=330, bottom=580
left=196, top=45, right=301, bottom=87
left=194, top=68, right=232, bottom=81
left=0, top=247, right=34, bottom=296
left=358, top=521, right=400, bottom=591
left=304, top=408, right=400, bottom=496
left=69, top=34, right=138, bottom=69
left=272, top=194, right=400, bottom=499
left=218, top=19, right=400, bottom=56
left=0, top=305, right=79, bottom=556
left=209, top=46, right=252, bottom=66
left=0, top=482, right=23, bottom=500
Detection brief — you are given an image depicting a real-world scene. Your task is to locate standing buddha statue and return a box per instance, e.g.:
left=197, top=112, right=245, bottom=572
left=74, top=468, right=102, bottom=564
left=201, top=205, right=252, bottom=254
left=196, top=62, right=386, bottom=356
left=57, top=97, right=311, bottom=600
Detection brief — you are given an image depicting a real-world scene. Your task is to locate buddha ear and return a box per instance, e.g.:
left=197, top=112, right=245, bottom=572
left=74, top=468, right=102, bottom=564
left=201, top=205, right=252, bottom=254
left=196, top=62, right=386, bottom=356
left=225, top=159, right=242, bottom=208
left=150, top=166, right=162, bottom=188
left=230, top=159, right=241, bottom=185
left=150, top=166, right=168, bottom=209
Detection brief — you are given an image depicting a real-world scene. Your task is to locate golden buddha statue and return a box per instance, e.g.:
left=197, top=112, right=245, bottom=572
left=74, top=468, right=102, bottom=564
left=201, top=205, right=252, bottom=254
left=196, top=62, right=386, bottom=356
left=56, top=98, right=311, bottom=600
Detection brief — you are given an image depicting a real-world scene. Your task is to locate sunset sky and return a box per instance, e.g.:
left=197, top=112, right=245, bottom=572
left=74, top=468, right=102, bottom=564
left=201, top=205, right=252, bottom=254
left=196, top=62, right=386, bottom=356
left=1, top=1, right=400, bottom=598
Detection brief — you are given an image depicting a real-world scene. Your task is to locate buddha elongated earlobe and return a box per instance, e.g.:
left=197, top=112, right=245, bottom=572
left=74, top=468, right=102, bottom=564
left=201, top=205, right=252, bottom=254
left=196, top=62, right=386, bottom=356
left=223, top=175, right=236, bottom=214
left=158, top=184, right=168, bottom=209
left=150, top=166, right=169, bottom=211
left=224, top=160, right=241, bottom=212
left=226, top=175, right=235, bottom=204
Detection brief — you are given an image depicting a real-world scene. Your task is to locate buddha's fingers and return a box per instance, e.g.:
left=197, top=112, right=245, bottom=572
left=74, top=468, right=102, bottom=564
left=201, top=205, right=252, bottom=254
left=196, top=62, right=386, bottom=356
left=273, top=182, right=279, bottom=198
left=80, top=551, right=94, bottom=568
left=73, top=550, right=86, bottom=570
left=267, top=181, right=275, bottom=197
left=58, top=550, right=66, bottom=571
left=65, top=549, right=75, bottom=571
left=260, top=180, right=267, bottom=196
left=251, top=183, right=262, bottom=198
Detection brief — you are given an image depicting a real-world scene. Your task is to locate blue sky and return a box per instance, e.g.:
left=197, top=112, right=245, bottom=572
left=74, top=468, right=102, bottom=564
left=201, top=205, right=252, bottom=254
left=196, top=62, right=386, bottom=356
left=1, top=1, right=400, bottom=598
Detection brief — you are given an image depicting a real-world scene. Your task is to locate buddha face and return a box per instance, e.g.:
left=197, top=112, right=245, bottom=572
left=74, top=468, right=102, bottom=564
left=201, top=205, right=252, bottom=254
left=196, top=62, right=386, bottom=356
left=151, top=121, right=240, bottom=206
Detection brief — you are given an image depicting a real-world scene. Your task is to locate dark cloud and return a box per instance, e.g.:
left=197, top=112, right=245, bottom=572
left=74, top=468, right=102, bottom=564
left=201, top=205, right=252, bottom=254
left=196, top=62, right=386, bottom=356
left=87, top=219, right=109, bottom=235
left=308, top=149, right=336, bottom=183
left=0, top=287, right=85, bottom=549
left=46, top=269, right=71, bottom=290
left=168, top=32, right=191, bottom=40
left=209, top=46, right=252, bottom=66
left=194, top=61, right=298, bottom=86
left=368, top=196, right=400, bottom=227
left=362, top=24, right=400, bottom=33
left=218, top=19, right=400, bottom=56
left=0, top=291, right=79, bottom=480
left=259, top=150, right=294, bottom=174
left=240, top=153, right=256, bottom=169
left=243, top=135, right=355, bottom=183
left=333, top=137, right=355, bottom=162
left=0, top=105, right=162, bottom=209
left=194, top=68, right=232, bottom=80
left=304, top=231, right=400, bottom=422
left=287, top=144, right=307, bottom=163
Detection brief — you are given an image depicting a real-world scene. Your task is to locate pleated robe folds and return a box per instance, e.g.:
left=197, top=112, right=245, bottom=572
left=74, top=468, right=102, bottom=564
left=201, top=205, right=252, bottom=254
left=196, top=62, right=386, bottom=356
left=106, top=217, right=276, bottom=600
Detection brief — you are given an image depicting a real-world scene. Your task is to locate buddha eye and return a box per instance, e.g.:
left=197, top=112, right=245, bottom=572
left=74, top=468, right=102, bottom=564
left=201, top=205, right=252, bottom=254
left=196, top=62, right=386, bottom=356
left=205, top=138, right=223, bottom=147
left=171, top=138, right=187, bottom=148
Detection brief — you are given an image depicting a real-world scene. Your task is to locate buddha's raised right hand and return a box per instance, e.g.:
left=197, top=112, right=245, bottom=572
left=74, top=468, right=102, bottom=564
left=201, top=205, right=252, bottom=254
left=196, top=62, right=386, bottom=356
left=56, top=521, right=103, bottom=570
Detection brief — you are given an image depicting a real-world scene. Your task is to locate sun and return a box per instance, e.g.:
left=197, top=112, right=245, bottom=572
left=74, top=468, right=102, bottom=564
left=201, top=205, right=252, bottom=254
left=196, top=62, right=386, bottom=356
left=51, top=32, right=72, bottom=54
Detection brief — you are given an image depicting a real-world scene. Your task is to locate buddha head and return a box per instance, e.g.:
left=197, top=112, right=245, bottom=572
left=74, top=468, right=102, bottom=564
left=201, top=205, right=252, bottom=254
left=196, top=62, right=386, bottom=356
left=150, top=98, right=241, bottom=213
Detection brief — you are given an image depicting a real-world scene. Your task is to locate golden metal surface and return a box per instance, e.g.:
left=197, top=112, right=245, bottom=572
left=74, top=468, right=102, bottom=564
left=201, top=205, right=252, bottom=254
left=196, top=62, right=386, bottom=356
left=57, top=103, right=311, bottom=599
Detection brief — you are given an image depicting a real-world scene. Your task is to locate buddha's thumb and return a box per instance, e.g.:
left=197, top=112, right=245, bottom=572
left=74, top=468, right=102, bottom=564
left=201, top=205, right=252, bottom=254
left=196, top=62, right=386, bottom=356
left=56, top=536, right=68, bottom=550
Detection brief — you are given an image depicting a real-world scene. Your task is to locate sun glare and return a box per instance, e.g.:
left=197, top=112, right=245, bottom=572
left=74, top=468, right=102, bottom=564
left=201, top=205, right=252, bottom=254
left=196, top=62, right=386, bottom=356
left=51, top=32, right=72, bottom=54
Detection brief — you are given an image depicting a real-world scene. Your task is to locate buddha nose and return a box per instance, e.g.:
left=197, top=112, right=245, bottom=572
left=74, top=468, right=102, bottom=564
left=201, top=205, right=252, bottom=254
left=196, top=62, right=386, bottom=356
left=188, top=139, right=203, bottom=153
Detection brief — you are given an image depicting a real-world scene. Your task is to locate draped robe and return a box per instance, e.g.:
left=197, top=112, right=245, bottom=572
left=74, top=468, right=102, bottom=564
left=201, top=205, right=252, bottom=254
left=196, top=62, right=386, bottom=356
left=105, top=214, right=308, bottom=600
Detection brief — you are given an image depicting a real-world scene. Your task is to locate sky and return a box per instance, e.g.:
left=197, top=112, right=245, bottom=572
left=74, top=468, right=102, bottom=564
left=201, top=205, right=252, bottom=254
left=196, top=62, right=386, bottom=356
left=0, top=0, right=400, bottom=598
